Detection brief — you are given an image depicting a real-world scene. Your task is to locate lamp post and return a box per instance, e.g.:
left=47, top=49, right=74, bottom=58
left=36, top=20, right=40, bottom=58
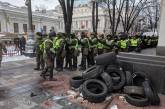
left=25, top=0, right=35, bottom=57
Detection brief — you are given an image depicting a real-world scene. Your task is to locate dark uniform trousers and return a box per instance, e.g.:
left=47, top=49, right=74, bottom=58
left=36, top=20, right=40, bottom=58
left=65, top=49, right=72, bottom=69
left=36, top=53, right=45, bottom=70
left=81, top=48, right=88, bottom=69
left=71, top=49, right=78, bottom=69
left=42, top=52, right=54, bottom=79
left=87, top=48, right=95, bottom=67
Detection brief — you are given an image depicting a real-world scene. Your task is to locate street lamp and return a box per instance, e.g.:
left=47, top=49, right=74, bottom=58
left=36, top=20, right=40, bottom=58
left=24, top=0, right=35, bottom=57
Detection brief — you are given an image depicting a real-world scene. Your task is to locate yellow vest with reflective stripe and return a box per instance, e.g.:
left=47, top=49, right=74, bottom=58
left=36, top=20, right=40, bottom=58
left=55, top=38, right=63, bottom=49
left=120, top=40, right=127, bottom=49
left=131, top=39, right=138, bottom=47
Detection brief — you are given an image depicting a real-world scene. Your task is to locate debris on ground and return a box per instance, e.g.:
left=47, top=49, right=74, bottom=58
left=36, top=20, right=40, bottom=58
left=41, top=74, right=70, bottom=95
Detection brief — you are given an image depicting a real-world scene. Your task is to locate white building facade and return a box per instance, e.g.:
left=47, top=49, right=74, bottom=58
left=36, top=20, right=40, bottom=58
left=0, top=1, right=64, bottom=34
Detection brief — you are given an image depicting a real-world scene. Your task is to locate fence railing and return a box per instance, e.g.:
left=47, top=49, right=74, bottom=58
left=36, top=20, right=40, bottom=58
left=2, top=44, right=21, bottom=57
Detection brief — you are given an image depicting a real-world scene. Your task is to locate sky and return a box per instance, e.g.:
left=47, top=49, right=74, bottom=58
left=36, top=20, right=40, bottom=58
left=0, top=0, right=59, bottom=10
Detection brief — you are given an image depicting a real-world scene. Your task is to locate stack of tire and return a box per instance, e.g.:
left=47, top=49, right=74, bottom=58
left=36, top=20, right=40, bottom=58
left=124, top=72, right=160, bottom=107
left=70, top=52, right=160, bottom=106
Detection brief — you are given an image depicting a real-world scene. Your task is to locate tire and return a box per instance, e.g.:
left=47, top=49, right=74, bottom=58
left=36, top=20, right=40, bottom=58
left=112, top=76, right=120, bottom=84
left=108, top=69, right=126, bottom=90
left=70, top=76, right=84, bottom=89
left=82, top=65, right=104, bottom=80
left=100, top=72, right=113, bottom=92
left=123, top=86, right=145, bottom=96
left=132, top=72, right=149, bottom=86
left=82, top=79, right=108, bottom=103
left=95, top=52, right=117, bottom=65
left=125, top=94, right=149, bottom=107
left=125, top=71, right=133, bottom=85
left=142, top=81, right=154, bottom=104
left=150, top=82, right=160, bottom=105
left=105, top=65, right=120, bottom=73
left=142, top=81, right=160, bottom=105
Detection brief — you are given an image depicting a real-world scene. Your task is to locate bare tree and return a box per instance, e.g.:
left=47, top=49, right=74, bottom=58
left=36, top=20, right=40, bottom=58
left=58, top=0, right=74, bottom=37
left=142, top=0, right=160, bottom=35
left=98, top=0, right=125, bottom=36
left=91, top=0, right=99, bottom=34
left=98, top=0, right=154, bottom=34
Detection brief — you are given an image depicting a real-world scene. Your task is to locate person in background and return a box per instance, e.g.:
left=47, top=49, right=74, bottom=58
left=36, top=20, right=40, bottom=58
left=0, top=39, right=7, bottom=68
left=19, top=36, right=26, bottom=55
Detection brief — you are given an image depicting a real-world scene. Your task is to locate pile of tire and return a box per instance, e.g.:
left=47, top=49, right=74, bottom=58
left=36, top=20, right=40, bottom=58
left=70, top=52, right=160, bottom=106
left=124, top=72, right=160, bottom=107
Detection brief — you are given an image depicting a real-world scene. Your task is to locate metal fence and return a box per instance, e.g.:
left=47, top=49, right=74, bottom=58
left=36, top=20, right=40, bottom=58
left=3, top=44, right=21, bottom=57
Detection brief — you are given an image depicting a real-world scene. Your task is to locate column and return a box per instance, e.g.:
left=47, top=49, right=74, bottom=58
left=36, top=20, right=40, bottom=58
left=157, top=0, right=165, bottom=56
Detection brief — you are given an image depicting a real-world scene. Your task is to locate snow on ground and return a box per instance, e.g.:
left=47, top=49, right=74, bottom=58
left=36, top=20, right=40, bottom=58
left=2, top=55, right=30, bottom=63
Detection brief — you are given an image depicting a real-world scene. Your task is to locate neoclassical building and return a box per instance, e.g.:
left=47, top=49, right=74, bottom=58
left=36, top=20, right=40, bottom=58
left=0, top=1, right=64, bottom=34
left=0, top=1, right=148, bottom=35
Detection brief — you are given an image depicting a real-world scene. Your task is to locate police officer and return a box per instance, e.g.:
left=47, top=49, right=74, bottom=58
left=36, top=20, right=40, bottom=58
left=55, top=33, right=65, bottom=71
left=79, top=32, right=90, bottom=70
left=87, top=33, right=97, bottom=66
left=34, top=32, right=44, bottom=71
left=129, top=35, right=141, bottom=52
left=97, top=34, right=104, bottom=55
left=0, top=39, right=7, bottom=68
left=70, top=33, right=79, bottom=70
left=104, top=34, right=114, bottom=53
left=40, top=36, right=55, bottom=81
left=118, top=35, right=128, bottom=52
left=64, top=36, right=72, bottom=70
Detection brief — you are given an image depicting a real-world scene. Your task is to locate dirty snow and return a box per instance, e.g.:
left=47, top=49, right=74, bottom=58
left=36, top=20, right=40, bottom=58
left=2, top=55, right=30, bottom=63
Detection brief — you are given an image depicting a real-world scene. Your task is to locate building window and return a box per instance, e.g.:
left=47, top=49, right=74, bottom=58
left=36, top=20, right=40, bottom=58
left=23, top=24, right=27, bottom=33
left=43, top=26, right=47, bottom=32
left=14, top=23, right=19, bottom=33
left=86, top=21, right=88, bottom=28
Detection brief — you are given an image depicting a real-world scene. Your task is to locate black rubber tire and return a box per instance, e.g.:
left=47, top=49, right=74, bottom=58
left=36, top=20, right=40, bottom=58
left=100, top=72, right=113, bottom=92
left=108, top=69, right=126, bottom=90
left=142, top=81, right=154, bottom=104
left=105, top=65, right=120, bottom=73
left=95, top=52, right=117, bottom=65
left=150, top=82, right=160, bottom=105
left=142, top=81, right=160, bottom=105
left=132, top=72, right=149, bottom=86
left=82, top=79, right=108, bottom=103
left=112, top=76, right=120, bottom=84
left=125, top=94, right=149, bottom=107
left=70, top=76, right=84, bottom=89
left=123, top=86, right=145, bottom=96
left=125, top=71, right=133, bottom=85
left=82, top=65, right=104, bottom=80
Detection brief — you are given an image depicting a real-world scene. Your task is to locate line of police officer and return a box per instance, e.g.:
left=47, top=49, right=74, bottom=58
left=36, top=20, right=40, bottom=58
left=33, top=32, right=158, bottom=81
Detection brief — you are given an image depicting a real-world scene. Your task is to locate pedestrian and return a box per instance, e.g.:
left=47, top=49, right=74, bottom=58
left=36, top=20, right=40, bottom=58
left=0, top=39, right=7, bottom=68
left=19, top=36, right=26, bottom=55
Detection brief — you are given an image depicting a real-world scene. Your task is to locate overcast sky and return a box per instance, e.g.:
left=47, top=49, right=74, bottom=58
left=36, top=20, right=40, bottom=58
left=0, top=0, right=59, bottom=10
